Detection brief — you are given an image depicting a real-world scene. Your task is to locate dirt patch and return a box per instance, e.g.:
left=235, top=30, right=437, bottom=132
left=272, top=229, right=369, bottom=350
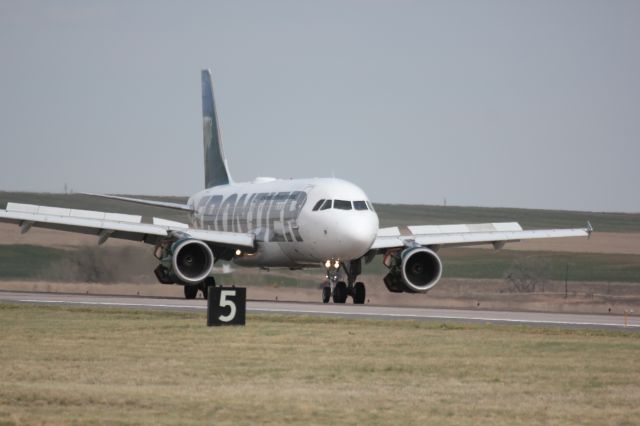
left=1, top=278, right=638, bottom=316
left=2, top=223, right=638, bottom=254
left=42, top=246, right=157, bottom=283
left=471, top=231, right=640, bottom=254
left=0, top=223, right=139, bottom=248
left=2, top=222, right=639, bottom=315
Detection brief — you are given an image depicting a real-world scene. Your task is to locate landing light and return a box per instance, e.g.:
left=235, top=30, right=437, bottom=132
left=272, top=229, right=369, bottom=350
left=333, top=260, right=340, bottom=269
left=235, top=249, right=242, bottom=256
left=324, top=260, right=331, bottom=268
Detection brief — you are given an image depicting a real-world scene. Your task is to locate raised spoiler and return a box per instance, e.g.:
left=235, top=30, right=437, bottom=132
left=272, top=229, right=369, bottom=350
left=0, top=202, right=255, bottom=249
left=371, top=222, right=592, bottom=251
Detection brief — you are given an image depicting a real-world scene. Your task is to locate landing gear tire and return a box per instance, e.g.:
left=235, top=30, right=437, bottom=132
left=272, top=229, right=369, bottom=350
left=322, top=286, right=331, bottom=304
left=200, top=277, right=216, bottom=300
left=353, top=282, right=366, bottom=304
left=333, top=281, right=348, bottom=304
left=184, top=285, right=198, bottom=300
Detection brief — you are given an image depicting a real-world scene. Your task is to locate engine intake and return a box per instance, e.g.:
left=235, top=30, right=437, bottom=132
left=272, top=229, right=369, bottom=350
left=383, top=247, right=443, bottom=293
left=156, top=238, right=214, bottom=285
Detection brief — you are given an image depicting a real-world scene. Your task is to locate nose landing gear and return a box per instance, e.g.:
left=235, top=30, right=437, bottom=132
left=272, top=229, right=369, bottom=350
left=321, top=259, right=366, bottom=304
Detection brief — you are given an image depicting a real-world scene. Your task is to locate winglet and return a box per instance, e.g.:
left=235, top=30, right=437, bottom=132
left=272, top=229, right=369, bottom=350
left=202, top=69, right=232, bottom=188
left=586, top=221, right=594, bottom=238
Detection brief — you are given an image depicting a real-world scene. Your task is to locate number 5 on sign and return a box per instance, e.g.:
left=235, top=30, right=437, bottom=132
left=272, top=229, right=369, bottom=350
left=207, top=287, right=246, bottom=326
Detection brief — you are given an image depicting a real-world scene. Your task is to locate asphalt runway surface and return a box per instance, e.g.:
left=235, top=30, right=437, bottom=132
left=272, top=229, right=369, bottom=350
left=1, top=290, right=638, bottom=330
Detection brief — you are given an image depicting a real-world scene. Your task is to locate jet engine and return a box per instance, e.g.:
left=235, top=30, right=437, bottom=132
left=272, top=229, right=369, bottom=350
left=383, top=247, right=443, bottom=293
left=154, top=238, right=214, bottom=285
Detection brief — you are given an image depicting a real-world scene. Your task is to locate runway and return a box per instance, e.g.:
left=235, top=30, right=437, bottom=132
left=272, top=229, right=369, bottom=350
left=0, top=290, right=637, bottom=330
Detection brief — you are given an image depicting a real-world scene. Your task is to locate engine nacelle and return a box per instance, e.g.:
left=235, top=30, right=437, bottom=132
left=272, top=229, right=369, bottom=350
left=383, top=247, right=443, bottom=293
left=157, top=239, right=214, bottom=285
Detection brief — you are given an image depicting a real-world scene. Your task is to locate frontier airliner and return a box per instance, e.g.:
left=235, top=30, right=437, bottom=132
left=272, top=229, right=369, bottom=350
left=0, top=70, right=592, bottom=302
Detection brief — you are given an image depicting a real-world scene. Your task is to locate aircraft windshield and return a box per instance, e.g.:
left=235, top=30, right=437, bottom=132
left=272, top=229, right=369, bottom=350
left=334, top=200, right=352, bottom=210
left=353, top=201, right=368, bottom=211
left=320, top=199, right=332, bottom=210
left=313, top=199, right=371, bottom=211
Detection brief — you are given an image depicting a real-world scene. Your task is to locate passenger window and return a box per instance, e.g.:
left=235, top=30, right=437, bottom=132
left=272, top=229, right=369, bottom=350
left=312, top=199, right=325, bottom=211
left=353, top=201, right=368, bottom=211
left=334, top=200, right=352, bottom=210
left=320, top=199, right=332, bottom=210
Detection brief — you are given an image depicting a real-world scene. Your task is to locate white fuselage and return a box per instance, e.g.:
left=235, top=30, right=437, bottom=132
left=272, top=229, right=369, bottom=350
left=187, top=178, right=379, bottom=268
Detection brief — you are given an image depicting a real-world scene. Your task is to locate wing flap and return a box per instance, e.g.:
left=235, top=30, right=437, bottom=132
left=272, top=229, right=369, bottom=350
left=371, top=222, right=589, bottom=250
left=0, top=203, right=254, bottom=248
left=6, top=202, right=143, bottom=223
left=378, top=222, right=523, bottom=238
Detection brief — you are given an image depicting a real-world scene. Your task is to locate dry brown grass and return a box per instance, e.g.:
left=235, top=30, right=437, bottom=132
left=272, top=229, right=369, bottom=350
left=471, top=231, right=640, bottom=255
left=1, top=303, right=639, bottom=425
left=2, top=222, right=638, bottom=254
left=0, top=223, right=138, bottom=249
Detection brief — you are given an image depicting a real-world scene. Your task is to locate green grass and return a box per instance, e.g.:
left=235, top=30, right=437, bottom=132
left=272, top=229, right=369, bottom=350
left=0, top=192, right=191, bottom=223
left=2, top=191, right=639, bottom=285
left=2, top=191, right=639, bottom=232
left=363, top=248, right=640, bottom=283
left=2, top=244, right=640, bottom=283
left=0, top=303, right=639, bottom=425
left=0, top=245, right=67, bottom=279
left=374, top=203, right=640, bottom=232
left=442, top=249, right=640, bottom=282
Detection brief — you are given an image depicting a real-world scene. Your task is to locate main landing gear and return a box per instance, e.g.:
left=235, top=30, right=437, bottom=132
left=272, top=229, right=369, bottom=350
left=183, top=276, right=216, bottom=300
left=322, top=259, right=366, bottom=305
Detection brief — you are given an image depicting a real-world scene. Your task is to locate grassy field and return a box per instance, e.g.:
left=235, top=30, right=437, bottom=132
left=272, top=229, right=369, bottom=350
left=0, top=192, right=191, bottom=223
left=3, top=244, right=639, bottom=284
left=0, top=303, right=639, bottom=425
left=2, top=191, right=639, bottom=287
left=374, top=203, right=640, bottom=232
left=2, top=191, right=640, bottom=232
left=0, top=245, right=67, bottom=280
left=364, top=248, right=640, bottom=283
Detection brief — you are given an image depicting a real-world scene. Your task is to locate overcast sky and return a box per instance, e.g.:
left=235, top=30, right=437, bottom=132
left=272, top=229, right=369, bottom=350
left=1, top=1, right=639, bottom=212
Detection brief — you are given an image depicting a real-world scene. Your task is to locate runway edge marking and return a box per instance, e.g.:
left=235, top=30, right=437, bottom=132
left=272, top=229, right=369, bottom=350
left=14, top=298, right=639, bottom=329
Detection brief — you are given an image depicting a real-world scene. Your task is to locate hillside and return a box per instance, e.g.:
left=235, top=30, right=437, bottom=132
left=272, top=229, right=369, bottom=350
left=2, top=191, right=639, bottom=232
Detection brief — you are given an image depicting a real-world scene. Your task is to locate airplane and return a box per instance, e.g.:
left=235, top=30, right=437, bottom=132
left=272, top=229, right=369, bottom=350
left=0, top=70, right=592, bottom=303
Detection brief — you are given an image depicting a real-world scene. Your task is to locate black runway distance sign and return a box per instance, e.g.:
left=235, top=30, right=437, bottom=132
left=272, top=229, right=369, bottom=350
left=207, top=287, right=246, bottom=326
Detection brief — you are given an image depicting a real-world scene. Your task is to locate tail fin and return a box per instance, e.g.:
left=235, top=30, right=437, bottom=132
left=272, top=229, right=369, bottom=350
left=201, top=69, right=232, bottom=188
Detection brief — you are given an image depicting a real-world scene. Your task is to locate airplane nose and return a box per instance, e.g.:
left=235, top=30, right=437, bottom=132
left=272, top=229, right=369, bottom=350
left=350, top=216, right=378, bottom=245
left=335, top=213, right=379, bottom=258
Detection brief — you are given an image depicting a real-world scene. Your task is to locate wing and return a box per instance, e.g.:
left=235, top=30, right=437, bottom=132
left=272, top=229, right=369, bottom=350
left=371, top=221, right=592, bottom=251
left=0, top=202, right=254, bottom=249
left=80, top=193, right=193, bottom=212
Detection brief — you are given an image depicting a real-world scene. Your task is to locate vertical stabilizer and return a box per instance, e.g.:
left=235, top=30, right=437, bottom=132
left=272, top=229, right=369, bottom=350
left=202, top=69, right=232, bottom=188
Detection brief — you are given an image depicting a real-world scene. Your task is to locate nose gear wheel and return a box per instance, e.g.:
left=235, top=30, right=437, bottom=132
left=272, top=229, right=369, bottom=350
left=322, top=259, right=366, bottom=304
left=333, top=282, right=348, bottom=303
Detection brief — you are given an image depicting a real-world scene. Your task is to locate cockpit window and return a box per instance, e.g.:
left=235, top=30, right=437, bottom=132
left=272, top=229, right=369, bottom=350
left=334, top=200, right=352, bottom=210
left=353, top=201, right=368, bottom=211
left=366, top=201, right=375, bottom=212
left=314, top=199, right=369, bottom=211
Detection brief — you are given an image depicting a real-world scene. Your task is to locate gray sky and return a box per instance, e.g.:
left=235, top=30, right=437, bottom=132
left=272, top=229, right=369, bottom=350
left=1, top=0, right=639, bottom=212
